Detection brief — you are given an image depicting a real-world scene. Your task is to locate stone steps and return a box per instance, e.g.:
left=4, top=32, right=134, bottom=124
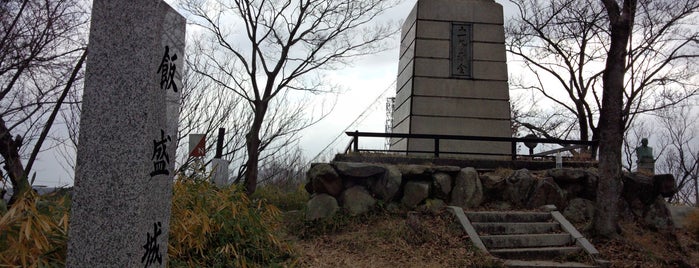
left=481, top=233, right=573, bottom=249
left=466, top=211, right=552, bottom=222
left=504, top=260, right=597, bottom=268
left=448, top=207, right=607, bottom=268
left=472, top=222, right=561, bottom=235
left=490, top=246, right=582, bottom=260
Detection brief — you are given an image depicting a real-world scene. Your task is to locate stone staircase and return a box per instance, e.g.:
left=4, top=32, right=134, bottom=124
left=448, top=206, right=609, bottom=268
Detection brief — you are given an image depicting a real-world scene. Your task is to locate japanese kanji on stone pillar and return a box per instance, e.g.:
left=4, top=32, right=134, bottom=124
left=66, top=1, right=185, bottom=267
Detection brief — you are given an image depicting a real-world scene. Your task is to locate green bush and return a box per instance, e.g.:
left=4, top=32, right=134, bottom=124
left=168, top=179, right=296, bottom=267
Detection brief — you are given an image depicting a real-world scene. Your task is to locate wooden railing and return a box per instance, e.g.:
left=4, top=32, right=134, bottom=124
left=344, top=131, right=598, bottom=160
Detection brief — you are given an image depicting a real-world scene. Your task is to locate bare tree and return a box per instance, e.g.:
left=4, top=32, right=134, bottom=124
left=180, top=0, right=399, bottom=194
left=506, top=0, right=699, bottom=152
left=594, top=0, right=638, bottom=238
left=654, top=105, right=699, bottom=205
left=0, top=0, right=88, bottom=204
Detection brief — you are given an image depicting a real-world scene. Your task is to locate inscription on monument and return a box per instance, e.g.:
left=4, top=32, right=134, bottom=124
left=150, top=129, right=172, bottom=177
left=141, top=221, right=163, bottom=267
left=451, top=23, right=472, bottom=78
left=157, top=45, right=179, bottom=92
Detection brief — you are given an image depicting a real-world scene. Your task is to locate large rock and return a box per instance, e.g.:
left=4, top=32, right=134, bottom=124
left=643, top=196, right=674, bottom=230
left=622, top=172, right=657, bottom=205
left=432, top=172, right=452, bottom=200
left=341, top=186, right=377, bottom=216
left=503, top=169, right=537, bottom=207
left=481, top=172, right=506, bottom=191
left=562, top=198, right=595, bottom=223
left=333, top=162, right=386, bottom=178
left=481, top=172, right=506, bottom=202
left=582, top=169, right=599, bottom=199
left=434, top=165, right=461, bottom=174
left=451, top=167, right=483, bottom=208
left=369, top=165, right=402, bottom=201
left=402, top=181, right=430, bottom=208
left=307, top=163, right=343, bottom=197
left=306, top=194, right=339, bottom=221
left=398, top=164, right=433, bottom=180
left=654, top=174, right=677, bottom=198
left=527, top=177, right=567, bottom=209
left=548, top=168, right=587, bottom=183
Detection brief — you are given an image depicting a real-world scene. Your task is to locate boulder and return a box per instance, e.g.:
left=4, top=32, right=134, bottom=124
left=341, top=186, right=377, bottom=216
left=562, top=198, right=595, bottom=223
left=654, top=174, right=677, bottom=198
left=451, top=167, right=483, bottom=208
left=432, top=172, right=452, bottom=199
left=306, top=194, right=339, bottom=221
left=481, top=172, right=506, bottom=202
left=622, top=172, right=657, bottom=205
left=582, top=169, right=599, bottom=199
left=643, top=196, right=674, bottom=230
left=402, top=181, right=430, bottom=208
left=369, top=165, right=402, bottom=201
left=433, top=165, right=462, bottom=174
left=503, top=169, right=537, bottom=207
left=333, top=162, right=386, bottom=178
left=398, top=164, right=433, bottom=180
left=307, top=163, right=343, bottom=197
left=549, top=168, right=590, bottom=200
left=557, top=181, right=584, bottom=200
left=481, top=172, right=505, bottom=191
left=548, top=168, right=587, bottom=183
left=526, top=177, right=567, bottom=209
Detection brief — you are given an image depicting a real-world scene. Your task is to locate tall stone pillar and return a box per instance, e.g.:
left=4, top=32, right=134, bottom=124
left=66, top=1, right=185, bottom=267
left=391, top=0, right=511, bottom=158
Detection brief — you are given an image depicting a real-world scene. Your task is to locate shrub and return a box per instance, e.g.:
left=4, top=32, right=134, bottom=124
left=252, top=184, right=308, bottom=211
left=0, top=191, right=70, bottom=266
left=168, top=179, right=295, bottom=267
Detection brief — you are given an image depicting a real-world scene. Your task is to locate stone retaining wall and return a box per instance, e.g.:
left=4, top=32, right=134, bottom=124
left=304, top=162, right=677, bottom=230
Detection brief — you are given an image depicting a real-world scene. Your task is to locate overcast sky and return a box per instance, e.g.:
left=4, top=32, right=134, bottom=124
left=28, top=0, right=519, bottom=187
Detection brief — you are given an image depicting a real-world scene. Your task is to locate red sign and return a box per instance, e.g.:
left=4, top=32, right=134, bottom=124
left=189, top=134, right=206, bottom=157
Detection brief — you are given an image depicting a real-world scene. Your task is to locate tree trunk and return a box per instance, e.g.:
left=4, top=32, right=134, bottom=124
left=0, top=118, right=30, bottom=205
left=595, top=0, right=636, bottom=238
left=243, top=101, right=268, bottom=195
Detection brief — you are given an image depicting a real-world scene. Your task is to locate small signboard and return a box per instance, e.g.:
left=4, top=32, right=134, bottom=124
left=189, top=134, right=206, bottom=157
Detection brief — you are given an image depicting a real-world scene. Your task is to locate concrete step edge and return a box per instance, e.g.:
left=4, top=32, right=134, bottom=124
left=504, top=259, right=597, bottom=268
left=473, top=222, right=562, bottom=235
left=466, top=211, right=553, bottom=223
left=491, top=246, right=583, bottom=260
left=481, top=233, right=573, bottom=249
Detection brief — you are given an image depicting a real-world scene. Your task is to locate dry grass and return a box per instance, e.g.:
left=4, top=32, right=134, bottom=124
left=287, top=210, right=503, bottom=268
left=593, top=221, right=699, bottom=267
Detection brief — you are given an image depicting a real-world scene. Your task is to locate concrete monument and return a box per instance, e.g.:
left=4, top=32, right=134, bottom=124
left=66, top=1, right=185, bottom=267
left=390, top=0, right=511, bottom=158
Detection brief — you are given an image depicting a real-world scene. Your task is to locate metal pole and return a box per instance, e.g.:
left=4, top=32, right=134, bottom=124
left=434, top=138, right=440, bottom=158
left=353, top=130, right=359, bottom=152
left=215, top=128, right=225, bottom=158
